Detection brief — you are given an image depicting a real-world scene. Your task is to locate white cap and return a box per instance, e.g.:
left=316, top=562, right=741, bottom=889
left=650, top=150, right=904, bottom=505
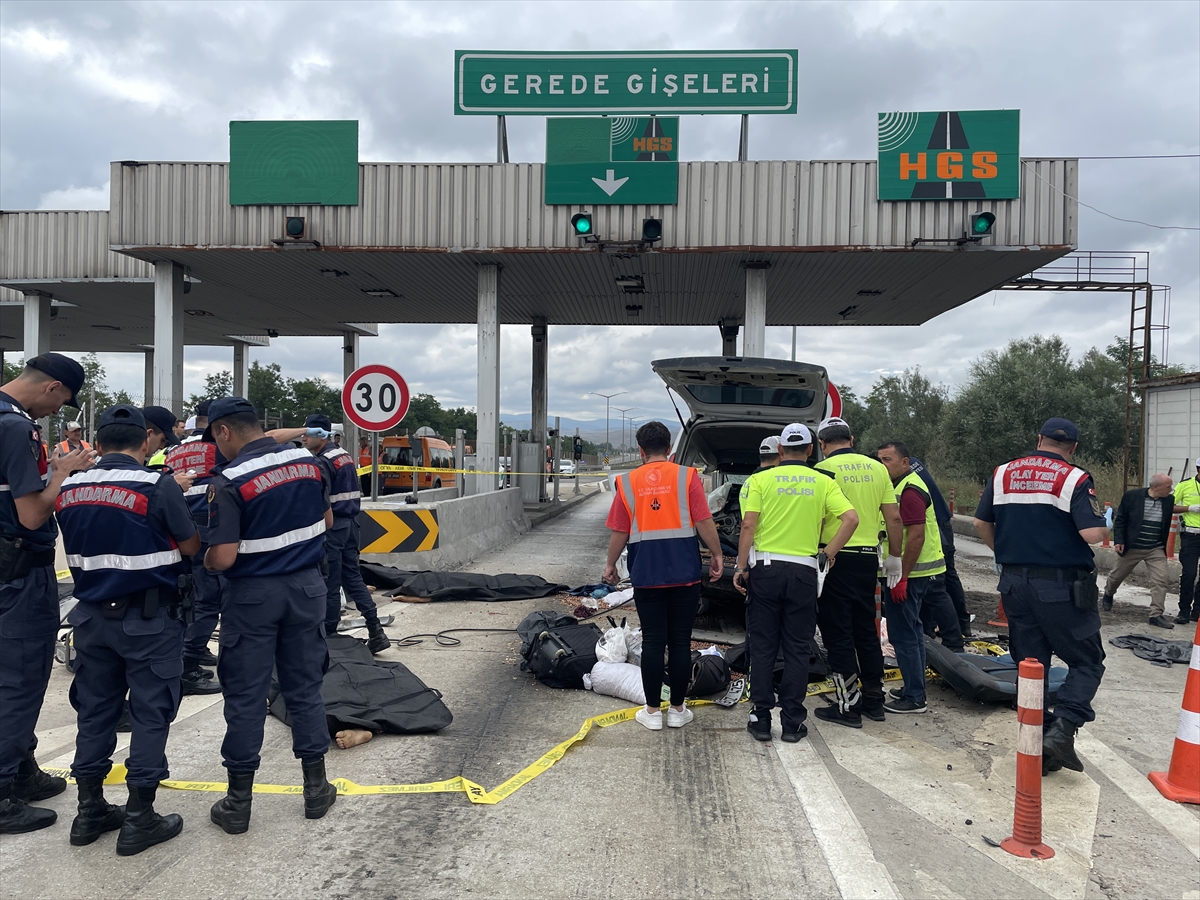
left=780, top=423, right=813, bottom=447
left=65, top=420, right=82, bottom=430
left=818, top=416, right=850, bottom=435
left=759, top=435, right=780, bottom=455
left=185, top=415, right=197, bottom=431
left=1194, top=457, right=1200, bottom=468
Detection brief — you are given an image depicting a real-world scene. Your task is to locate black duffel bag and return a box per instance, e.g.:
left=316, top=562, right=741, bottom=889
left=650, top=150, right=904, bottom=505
left=687, top=650, right=732, bottom=698
left=518, top=610, right=602, bottom=689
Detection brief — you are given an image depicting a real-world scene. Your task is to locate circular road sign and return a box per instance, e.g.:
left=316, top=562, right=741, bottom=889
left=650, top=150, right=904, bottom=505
left=824, top=382, right=843, bottom=420
left=342, top=364, right=410, bottom=432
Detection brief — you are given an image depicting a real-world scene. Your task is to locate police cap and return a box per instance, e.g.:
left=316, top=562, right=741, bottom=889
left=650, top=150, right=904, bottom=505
left=98, top=404, right=146, bottom=430
left=194, top=399, right=212, bottom=418
left=758, top=435, right=780, bottom=455
left=780, top=423, right=813, bottom=447
left=141, top=405, right=181, bottom=446
left=26, top=352, right=86, bottom=408
left=200, top=397, right=258, bottom=441
left=305, top=414, right=333, bottom=432
left=1038, top=418, right=1080, bottom=443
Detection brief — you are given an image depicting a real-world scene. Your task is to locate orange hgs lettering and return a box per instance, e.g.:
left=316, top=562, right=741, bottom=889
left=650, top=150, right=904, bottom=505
left=900, top=150, right=998, bottom=181
left=632, top=136, right=673, bottom=153
left=971, top=151, right=998, bottom=178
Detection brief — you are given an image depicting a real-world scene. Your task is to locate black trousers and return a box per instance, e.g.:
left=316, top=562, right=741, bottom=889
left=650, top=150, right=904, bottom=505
left=815, top=550, right=885, bottom=708
left=634, top=583, right=700, bottom=707
left=920, top=570, right=965, bottom=651
left=943, top=540, right=970, bottom=627
left=746, top=561, right=818, bottom=730
left=1179, top=533, right=1200, bottom=618
left=0, top=565, right=57, bottom=788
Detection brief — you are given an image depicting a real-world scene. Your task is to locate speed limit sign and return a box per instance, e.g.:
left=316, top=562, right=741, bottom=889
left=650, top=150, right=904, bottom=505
left=342, top=364, right=410, bottom=432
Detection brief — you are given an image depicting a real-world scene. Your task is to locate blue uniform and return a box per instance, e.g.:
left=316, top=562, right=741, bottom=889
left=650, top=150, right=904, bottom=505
left=976, top=451, right=1108, bottom=725
left=164, top=433, right=224, bottom=667
left=0, top=393, right=59, bottom=790
left=57, top=454, right=198, bottom=786
left=207, top=437, right=331, bottom=771
left=314, top=443, right=377, bottom=632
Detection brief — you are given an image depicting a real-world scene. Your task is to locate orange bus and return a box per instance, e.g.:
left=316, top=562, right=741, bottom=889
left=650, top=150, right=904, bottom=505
left=379, top=435, right=454, bottom=492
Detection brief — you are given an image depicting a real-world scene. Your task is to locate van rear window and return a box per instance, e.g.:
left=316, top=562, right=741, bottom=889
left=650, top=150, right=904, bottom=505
left=685, top=385, right=816, bottom=409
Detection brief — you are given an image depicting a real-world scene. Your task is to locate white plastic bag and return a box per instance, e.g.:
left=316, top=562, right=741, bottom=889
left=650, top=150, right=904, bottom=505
left=625, top=627, right=643, bottom=667
left=587, top=661, right=646, bottom=704
left=595, top=624, right=628, bottom=663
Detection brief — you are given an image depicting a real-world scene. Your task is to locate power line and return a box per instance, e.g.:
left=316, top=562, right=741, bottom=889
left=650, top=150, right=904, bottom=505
left=1022, top=161, right=1200, bottom=231
left=1073, top=154, right=1200, bottom=160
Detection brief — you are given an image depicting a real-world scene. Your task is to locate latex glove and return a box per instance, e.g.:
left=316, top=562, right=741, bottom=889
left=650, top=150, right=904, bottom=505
left=306, top=427, right=331, bottom=438
left=882, top=555, right=903, bottom=589
left=890, top=577, right=908, bottom=603
left=1189, top=504, right=1200, bottom=513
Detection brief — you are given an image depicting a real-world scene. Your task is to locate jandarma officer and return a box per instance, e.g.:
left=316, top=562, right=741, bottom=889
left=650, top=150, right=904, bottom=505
left=163, top=400, right=225, bottom=694
left=0, top=353, right=92, bottom=835
left=973, top=418, right=1109, bottom=774
left=202, top=397, right=338, bottom=833
left=303, top=414, right=389, bottom=653
left=735, top=423, right=858, bottom=743
left=57, top=405, right=200, bottom=855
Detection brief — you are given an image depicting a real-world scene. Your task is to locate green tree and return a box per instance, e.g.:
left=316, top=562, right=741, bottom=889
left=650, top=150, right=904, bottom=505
left=248, top=362, right=292, bottom=425
left=852, top=368, right=948, bottom=463
left=186, top=370, right=233, bottom=413
left=290, top=376, right=341, bottom=422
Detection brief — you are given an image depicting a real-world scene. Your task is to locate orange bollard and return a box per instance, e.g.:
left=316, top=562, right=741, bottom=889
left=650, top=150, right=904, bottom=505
left=1001, top=658, right=1055, bottom=859
left=1148, top=620, right=1200, bottom=804
left=949, top=487, right=956, bottom=517
left=1102, top=502, right=1112, bottom=548
left=1166, top=514, right=1179, bottom=561
left=988, top=596, right=1009, bottom=629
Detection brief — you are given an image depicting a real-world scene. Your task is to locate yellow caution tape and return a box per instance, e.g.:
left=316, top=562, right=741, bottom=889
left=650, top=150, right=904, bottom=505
left=56, top=569, right=71, bottom=581
left=355, top=464, right=594, bottom=478
left=967, top=639, right=1008, bottom=656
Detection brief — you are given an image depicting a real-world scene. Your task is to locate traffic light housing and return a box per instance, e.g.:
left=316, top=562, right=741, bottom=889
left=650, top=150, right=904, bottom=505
left=570, top=213, right=593, bottom=237
left=284, top=216, right=306, bottom=239
left=641, top=218, right=663, bottom=243
left=573, top=437, right=584, bottom=461
left=969, top=212, right=996, bottom=239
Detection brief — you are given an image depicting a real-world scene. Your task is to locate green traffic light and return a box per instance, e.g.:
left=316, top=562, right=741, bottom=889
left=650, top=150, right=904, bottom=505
left=972, top=212, right=996, bottom=235
left=571, top=213, right=593, bottom=236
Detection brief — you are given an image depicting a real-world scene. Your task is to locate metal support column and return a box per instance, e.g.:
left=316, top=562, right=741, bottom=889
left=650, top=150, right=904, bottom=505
left=341, top=331, right=360, bottom=450
left=719, top=318, right=740, bottom=357
left=22, top=292, right=51, bottom=360
left=497, top=116, right=509, bottom=164
left=232, top=340, right=250, bottom=398
left=531, top=316, right=548, bottom=502
left=743, top=264, right=768, bottom=358
left=153, top=261, right=185, bottom=412
left=143, top=350, right=154, bottom=406
left=476, top=265, right=501, bottom=494
left=738, top=115, right=750, bottom=161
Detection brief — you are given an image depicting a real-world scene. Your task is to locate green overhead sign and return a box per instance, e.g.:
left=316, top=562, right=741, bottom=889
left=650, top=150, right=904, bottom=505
left=455, top=50, right=798, bottom=115
left=877, top=109, right=1020, bottom=201
left=545, top=117, right=679, bottom=205
left=229, top=120, right=358, bottom=206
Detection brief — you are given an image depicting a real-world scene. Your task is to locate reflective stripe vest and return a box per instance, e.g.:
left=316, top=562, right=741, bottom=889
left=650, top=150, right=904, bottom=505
left=815, top=451, right=896, bottom=548
left=358, top=447, right=372, bottom=469
left=989, top=454, right=1095, bottom=569
left=217, top=444, right=327, bottom=578
left=319, top=445, right=362, bottom=518
left=615, top=461, right=701, bottom=588
left=57, top=439, right=92, bottom=455
left=164, top=435, right=219, bottom=531
left=1176, top=476, right=1200, bottom=529
left=894, top=471, right=946, bottom=578
left=56, top=465, right=181, bottom=602
left=0, top=400, right=56, bottom=548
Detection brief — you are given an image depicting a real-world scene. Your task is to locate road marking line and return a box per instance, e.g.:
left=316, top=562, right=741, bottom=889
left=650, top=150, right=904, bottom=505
left=1075, top=730, right=1200, bottom=859
left=774, top=735, right=900, bottom=900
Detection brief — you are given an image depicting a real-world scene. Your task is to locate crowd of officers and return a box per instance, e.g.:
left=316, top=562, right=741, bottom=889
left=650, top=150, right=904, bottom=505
left=0, top=353, right=388, bottom=853
left=608, top=413, right=1116, bottom=774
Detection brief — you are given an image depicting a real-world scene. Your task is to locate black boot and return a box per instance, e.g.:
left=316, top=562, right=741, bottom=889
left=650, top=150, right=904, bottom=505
left=12, top=751, right=67, bottom=802
left=69, top=776, right=126, bottom=846
left=1042, top=718, right=1085, bottom=773
left=209, top=771, right=254, bottom=835
left=115, top=784, right=183, bottom=856
left=0, top=781, right=56, bottom=835
left=365, top=617, right=390, bottom=654
left=181, top=666, right=222, bottom=695
left=301, top=757, right=337, bottom=819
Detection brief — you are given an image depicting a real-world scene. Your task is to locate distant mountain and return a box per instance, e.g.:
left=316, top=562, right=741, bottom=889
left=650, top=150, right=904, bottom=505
left=498, top=411, right=679, bottom=443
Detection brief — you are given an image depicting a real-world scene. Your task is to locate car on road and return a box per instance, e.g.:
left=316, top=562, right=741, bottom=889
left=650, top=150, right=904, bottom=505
left=558, top=460, right=577, bottom=476
left=653, top=356, right=829, bottom=613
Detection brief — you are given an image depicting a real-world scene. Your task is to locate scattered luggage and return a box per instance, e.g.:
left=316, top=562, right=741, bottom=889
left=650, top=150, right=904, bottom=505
left=361, top=565, right=568, bottom=602
left=924, top=637, right=1067, bottom=704
left=517, top=610, right=603, bottom=689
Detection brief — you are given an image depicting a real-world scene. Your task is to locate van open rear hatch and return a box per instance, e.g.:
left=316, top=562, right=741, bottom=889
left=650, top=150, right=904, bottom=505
left=651, top=356, right=828, bottom=423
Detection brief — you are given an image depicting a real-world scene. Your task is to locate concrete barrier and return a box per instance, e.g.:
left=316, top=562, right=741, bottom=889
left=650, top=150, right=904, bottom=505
left=361, top=487, right=528, bottom=571
left=951, top=514, right=1183, bottom=585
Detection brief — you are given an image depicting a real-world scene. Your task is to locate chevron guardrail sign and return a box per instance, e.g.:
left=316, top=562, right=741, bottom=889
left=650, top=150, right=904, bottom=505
left=357, top=509, right=439, bottom=553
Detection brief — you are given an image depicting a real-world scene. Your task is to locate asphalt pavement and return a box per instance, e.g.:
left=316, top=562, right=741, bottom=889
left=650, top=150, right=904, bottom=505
left=2, top=496, right=1197, bottom=900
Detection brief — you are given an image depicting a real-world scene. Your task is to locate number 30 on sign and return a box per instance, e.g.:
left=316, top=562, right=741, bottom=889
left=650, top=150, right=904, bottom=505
left=341, top=364, right=411, bottom=432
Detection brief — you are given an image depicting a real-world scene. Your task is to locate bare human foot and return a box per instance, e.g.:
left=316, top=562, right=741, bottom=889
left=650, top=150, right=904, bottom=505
left=335, top=729, right=374, bottom=749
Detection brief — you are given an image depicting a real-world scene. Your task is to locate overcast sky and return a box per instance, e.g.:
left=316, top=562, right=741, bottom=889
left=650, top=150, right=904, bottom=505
left=2, top=0, right=1197, bottom=432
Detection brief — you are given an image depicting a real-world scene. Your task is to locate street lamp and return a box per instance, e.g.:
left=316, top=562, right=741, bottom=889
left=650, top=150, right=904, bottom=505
left=590, top=390, right=626, bottom=465
left=614, top=407, right=637, bottom=460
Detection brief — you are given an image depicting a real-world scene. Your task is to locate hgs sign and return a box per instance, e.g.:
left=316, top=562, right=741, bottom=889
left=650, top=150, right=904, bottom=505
left=877, top=110, right=1020, bottom=200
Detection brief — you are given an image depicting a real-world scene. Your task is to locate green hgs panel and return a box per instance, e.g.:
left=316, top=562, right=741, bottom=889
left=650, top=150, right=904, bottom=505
left=229, top=120, right=359, bottom=206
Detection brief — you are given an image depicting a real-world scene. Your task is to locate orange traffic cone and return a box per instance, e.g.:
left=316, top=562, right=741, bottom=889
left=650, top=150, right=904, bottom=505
left=1148, top=620, right=1200, bottom=804
left=1001, top=658, right=1055, bottom=859
left=988, top=596, right=1009, bottom=629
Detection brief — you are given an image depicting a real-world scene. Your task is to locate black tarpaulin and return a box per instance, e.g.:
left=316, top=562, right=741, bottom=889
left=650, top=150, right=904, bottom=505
left=360, top=563, right=568, bottom=602
left=269, top=634, right=452, bottom=735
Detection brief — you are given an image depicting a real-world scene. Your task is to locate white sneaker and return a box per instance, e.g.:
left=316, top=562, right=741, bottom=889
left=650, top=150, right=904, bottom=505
left=635, top=708, right=663, bottom=731
left=667, top=705, right=694, bottom=728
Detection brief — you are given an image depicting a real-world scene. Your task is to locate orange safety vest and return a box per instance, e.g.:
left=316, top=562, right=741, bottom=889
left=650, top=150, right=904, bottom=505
left=57, top=439, right=92, bottom=454
left=615, top=461, right=701, bottom=588
left=358, top=448, right=371, bottom=468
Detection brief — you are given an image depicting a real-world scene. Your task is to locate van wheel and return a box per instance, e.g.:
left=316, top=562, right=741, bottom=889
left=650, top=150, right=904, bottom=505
left=433, top=478, right=442, bottom=489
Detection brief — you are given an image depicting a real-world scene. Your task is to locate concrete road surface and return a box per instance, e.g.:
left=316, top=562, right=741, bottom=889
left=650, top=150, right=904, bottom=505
left=2, top=496, right=1197, bottom=899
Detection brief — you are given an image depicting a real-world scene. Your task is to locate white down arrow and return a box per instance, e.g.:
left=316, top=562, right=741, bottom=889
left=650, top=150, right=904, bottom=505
left=591, top=169, right=629, bottom=197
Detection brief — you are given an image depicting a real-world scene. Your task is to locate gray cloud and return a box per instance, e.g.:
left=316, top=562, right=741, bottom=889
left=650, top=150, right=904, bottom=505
left=2, top=0, right=1196, bottom=422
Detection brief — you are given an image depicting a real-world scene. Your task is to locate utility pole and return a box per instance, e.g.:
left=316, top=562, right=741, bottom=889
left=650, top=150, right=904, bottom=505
left=614, top=407, right=637, bottom=462
left=791, top=326, right=797, bottom=362
left=590, top=390, right=625, bottom=467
